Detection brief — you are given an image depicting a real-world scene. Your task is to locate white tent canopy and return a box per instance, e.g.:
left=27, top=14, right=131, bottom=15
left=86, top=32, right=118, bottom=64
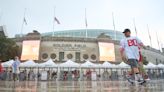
left=38, top=59, right=58, bottom=67
left=81, top=60, right=99, bottom=68
left=144, top=62, right=157, bottom=68
left=20, top=60, right=37, bottom=67
left=157, top=63, right=164, bottom=68
left=101, top=61, right=114, bottom=68
left=59, top=60, right=80, bottom=67
left=2, top=60, right=14, bottom=67
left=116, top=62, right=130, bottom=68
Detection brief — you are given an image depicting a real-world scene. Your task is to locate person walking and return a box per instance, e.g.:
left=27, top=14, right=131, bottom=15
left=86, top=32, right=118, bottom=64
left=0, top=61, right=4, bottom=80
left=120, top=28, right=146, bottom=85
left=12, top=56, right=20, bottom=81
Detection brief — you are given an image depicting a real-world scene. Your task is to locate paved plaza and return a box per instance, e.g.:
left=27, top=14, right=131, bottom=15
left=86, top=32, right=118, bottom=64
left=0, top=80, right=164, bottom=92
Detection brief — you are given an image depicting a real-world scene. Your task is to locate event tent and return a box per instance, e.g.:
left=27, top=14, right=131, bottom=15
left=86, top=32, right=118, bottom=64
left=59, top=60, right=80, bottom=67
left=20, top=60, right=37, bottom=67
left=101, top=61, right=114, bottom=68
left=38, top=59, right=58, bottom=67
left=2, top=60, right=14, bottom=67
left=81, top=60, right=99, bottom=68
left=116, top=62, right=130, bottom=68
left=144, top=62, right=157, bottom=68
left=157, top=63, right=164, bottom=68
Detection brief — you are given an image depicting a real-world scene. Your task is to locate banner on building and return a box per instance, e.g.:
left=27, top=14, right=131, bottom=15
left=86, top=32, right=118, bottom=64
left=98, top=42, right=115, bottom=61
left=21, top=40, right=40, bottom=60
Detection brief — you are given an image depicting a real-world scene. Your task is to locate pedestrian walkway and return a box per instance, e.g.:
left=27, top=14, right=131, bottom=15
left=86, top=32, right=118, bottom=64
left=0, top=80, right=164, bottom=92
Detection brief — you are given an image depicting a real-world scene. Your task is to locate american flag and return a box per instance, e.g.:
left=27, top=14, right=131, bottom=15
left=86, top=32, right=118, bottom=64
left=54, top=17, right=60, bottom=24
left=24, top=17, right=27, bottom=25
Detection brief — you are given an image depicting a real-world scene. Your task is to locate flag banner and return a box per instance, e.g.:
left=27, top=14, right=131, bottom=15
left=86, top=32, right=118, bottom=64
left=147, top=25, right=152, bottom=47
left=98, top=42, right=115, bottom=61
left=21, top=40, right=40, bottom=60
left=54, top=17, right=60, bottom=24
left=24, top=17, right=27, bottom=25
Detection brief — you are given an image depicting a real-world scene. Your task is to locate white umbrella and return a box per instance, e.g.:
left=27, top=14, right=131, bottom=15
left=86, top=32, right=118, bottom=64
left=81, top=60, right=98, bottom=68
left=38, top=59, right=57, bottom=67
left=20, top=60, right=37, bottom=67
left=2, top=60, right=14, bottom=67
left=59, top=60, right=80, bottom=67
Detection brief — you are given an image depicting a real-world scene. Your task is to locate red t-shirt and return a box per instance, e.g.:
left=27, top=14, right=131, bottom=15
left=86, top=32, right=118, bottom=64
left=0, top=64, right=4, bottom=73
left=138, top=47, right=142, bottom=62
left=139, top=51, right=142, bottom=62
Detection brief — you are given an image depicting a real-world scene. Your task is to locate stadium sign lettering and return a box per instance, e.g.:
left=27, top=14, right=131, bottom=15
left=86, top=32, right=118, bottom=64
left=53, top=44, right=86, bottom=48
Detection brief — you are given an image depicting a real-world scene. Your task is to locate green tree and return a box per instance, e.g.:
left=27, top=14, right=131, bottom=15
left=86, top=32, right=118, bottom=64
left=142, top=55, right=149, bottom=65
left=0, top=36, right=20, bottom=61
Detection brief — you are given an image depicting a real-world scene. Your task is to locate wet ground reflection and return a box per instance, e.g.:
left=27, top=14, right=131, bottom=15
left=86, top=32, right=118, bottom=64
left=0, top=80, right=164, bottom=92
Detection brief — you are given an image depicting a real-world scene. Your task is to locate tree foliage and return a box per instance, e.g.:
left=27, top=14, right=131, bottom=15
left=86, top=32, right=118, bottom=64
left=0, top=36, right=20, bottom=61
left=142, top=55, right=149, bottom=65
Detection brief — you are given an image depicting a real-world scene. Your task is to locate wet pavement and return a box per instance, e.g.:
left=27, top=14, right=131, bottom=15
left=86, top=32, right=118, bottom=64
left=0, top=80, right=164, bottom=92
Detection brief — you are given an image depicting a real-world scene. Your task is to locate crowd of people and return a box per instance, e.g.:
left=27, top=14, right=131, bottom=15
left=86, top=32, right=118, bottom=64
left=0, top=54, right=164, bottom=82
left=0, top=66, right=164, bottom=81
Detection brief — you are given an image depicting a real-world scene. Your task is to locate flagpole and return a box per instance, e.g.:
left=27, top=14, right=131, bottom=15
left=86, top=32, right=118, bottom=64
left=147, top=24, right=152, bottom=47
left=52, top=7, right=56, bottom=37
left=112, top=12, right=116, bottom=40
left=20, top=8, right=26, bottom=37
left=133, top=18, right=137, bottom=36
left=155, top=31, right=160, bottom=50
left=85, top=8, right=88, bottom=38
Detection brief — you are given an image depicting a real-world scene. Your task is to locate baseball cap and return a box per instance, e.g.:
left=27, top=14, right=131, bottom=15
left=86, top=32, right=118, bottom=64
left=123, top=29, right=131, bottom=33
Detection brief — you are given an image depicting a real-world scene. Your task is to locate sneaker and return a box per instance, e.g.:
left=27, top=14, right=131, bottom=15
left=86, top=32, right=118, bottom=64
left=145, top=78, right=150, bottom=81
left=144, top=75, right=150, bottom=81
left=126, top=75, right=134, bottom=85
left=127, top=78, right=134, bottom=85
left=138, top=80, right=146, bottom=85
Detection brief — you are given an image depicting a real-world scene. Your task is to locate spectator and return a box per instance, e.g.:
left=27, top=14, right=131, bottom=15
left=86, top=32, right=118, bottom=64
left=8, top=71, right=12, bottom=81
left=30, top=70, right=35, bottom=80
left=38, top=72, right=41, bottom=81
left=11, top=56, right=20, bottom=81
left=51, top=71, right=57, bottom=80
left=0, top=61, right=4, bottom=80
left=19, top=71, right=25, bottom=81
left=0, top=61, right=3, bottom=72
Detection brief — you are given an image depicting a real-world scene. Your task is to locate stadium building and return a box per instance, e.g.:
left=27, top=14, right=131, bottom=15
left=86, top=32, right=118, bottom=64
left=14, top=29, right=164, bottom=64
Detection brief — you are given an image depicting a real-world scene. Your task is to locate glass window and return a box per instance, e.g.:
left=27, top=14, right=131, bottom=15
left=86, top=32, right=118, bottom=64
left=59, top=52, right=64, bottom=62
left=50, top=53, right=56, bottom=59
left=75, top=52, right=81, bottom=61
left=67, top=53, right=73, bottom=59
left=42, top=53, right=48, bottom=59
left=83, top=54, right=89, bottom=59
left=91, top=54, right=96, bottom=60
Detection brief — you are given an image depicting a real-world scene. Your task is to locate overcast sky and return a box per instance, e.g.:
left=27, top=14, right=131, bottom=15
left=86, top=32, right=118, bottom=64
left=0, top=0, right=164, bottom=50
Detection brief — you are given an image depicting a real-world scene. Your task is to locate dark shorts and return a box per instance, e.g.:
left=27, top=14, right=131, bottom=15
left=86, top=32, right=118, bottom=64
left=128, top=59, right=139, bottom=68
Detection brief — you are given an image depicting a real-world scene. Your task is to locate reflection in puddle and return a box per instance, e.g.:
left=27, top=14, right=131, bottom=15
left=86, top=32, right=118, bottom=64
left=0, top=80, right=163, bottom=92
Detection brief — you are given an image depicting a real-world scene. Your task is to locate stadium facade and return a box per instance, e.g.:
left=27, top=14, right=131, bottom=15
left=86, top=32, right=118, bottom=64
left=41, top=29, right=124, bottom=40
left=14, top=29, right=164, bottom=64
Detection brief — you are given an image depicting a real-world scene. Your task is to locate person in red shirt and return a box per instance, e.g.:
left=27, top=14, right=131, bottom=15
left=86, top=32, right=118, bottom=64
left=0, top=60, right=4, bottom=80
left=0, top=61, right=4, bottom=73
